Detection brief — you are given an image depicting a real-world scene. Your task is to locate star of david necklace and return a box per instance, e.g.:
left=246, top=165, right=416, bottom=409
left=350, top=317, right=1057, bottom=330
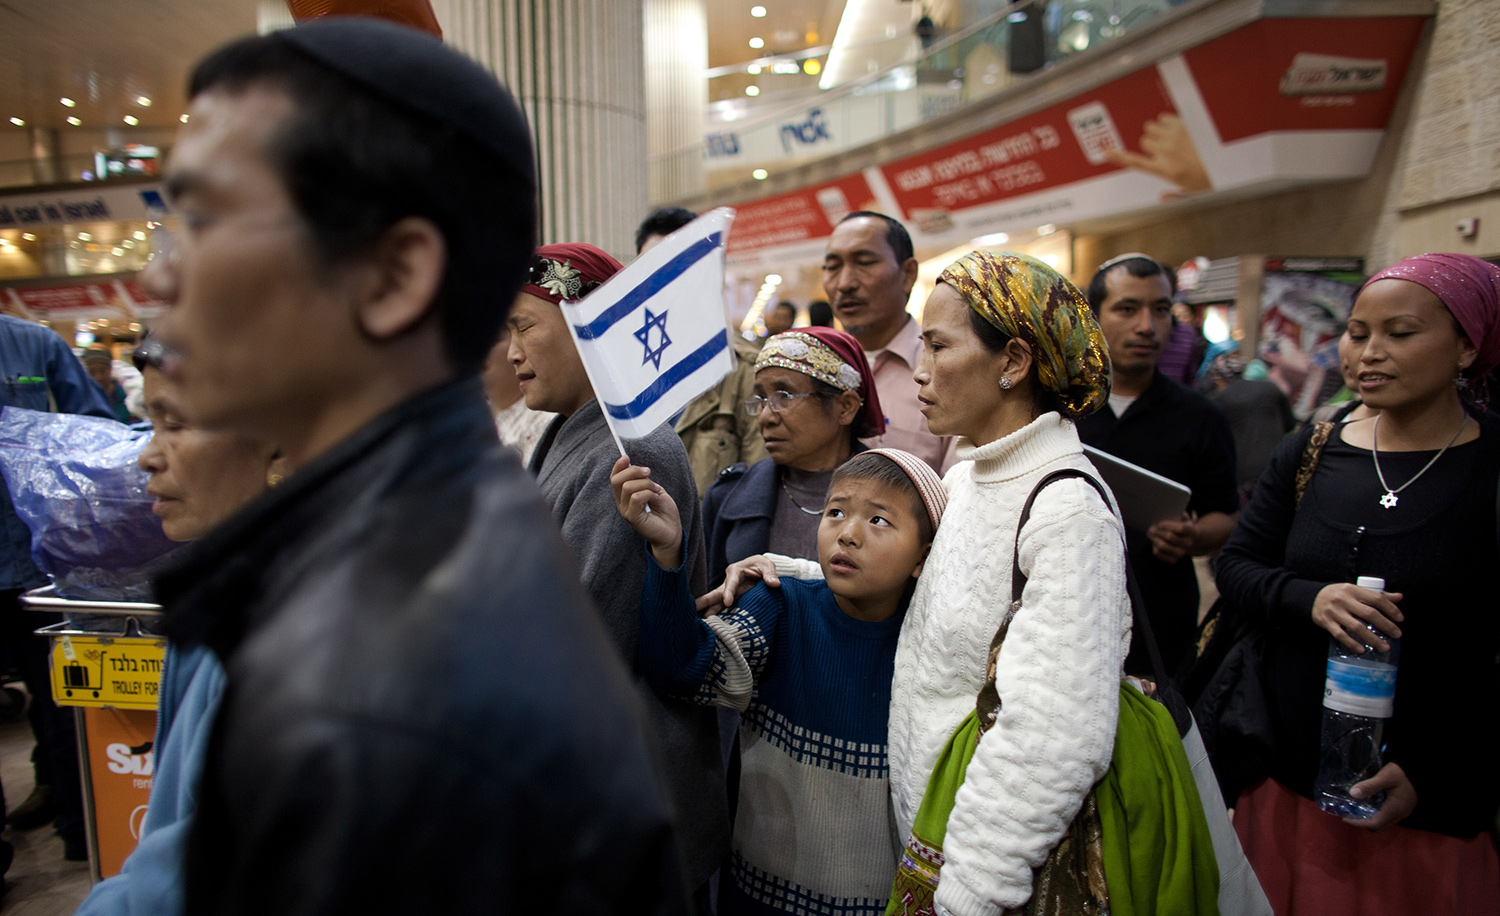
left=1370, top=411, right=1469, bottom=509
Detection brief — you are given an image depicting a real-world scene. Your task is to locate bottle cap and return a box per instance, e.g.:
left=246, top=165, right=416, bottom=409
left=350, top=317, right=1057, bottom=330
left=1356, top=576, right=1386, bottom=591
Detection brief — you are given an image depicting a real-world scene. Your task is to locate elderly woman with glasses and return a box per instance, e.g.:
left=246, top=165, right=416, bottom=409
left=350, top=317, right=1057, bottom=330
left=702, top=327, right=884, bottom=584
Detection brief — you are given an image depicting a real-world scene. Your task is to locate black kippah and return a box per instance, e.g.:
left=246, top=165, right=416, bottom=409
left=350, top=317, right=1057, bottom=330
left=272, top=16, right=534, bottom=190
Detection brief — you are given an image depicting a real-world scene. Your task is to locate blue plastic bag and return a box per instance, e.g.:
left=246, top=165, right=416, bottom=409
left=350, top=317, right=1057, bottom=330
left=0, top=407, right=179, bottom=600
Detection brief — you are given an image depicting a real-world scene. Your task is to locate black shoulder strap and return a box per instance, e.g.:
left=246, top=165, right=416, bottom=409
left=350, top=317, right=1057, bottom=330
left=1011, top=468, right=1172, bottom=690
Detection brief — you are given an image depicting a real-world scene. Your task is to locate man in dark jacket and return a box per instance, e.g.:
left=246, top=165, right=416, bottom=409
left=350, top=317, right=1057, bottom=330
left=142, top=19, right=687, bottom=914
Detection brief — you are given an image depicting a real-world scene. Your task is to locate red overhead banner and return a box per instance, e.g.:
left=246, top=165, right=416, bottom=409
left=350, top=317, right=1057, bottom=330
left=719, top=14, right=1426, bottom=268
left=725, top=172, right=878, bottom=258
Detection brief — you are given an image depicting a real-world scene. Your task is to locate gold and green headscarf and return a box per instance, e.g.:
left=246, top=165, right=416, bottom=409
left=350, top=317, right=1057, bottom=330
left=938, top=250, right=1111, bottom=419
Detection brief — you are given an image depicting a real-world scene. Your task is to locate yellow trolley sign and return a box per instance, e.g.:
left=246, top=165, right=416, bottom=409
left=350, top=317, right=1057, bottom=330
left=49, top=634, right=166, bottom=710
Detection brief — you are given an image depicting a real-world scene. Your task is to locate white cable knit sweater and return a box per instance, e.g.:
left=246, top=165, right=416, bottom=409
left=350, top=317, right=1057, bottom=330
left=894, top=412, right=1130, bottom=916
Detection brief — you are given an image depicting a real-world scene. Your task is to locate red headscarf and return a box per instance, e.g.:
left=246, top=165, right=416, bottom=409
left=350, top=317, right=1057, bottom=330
left=522, top=243, right=623, bottom=305
left=756, top=327, right=886, bottom=438
left=1368, top=254, right=1500, bottom=376
left=1364, top=253, right=1500, bottom=392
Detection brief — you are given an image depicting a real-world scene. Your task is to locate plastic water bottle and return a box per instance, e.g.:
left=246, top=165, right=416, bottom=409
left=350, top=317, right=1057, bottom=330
left=1314, top=576, right=1400, bottom=818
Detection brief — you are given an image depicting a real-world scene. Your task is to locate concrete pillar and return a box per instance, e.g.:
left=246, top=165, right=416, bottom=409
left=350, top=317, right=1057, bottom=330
left=644, top=0, right=707, bottom=204
left=433, top=0, right=648, bottom=259
left=29, top=127, right=61, bottom=186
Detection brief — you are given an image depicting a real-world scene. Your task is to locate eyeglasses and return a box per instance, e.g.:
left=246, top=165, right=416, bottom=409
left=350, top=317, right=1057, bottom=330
left=743, top=391, right=816, bottom=417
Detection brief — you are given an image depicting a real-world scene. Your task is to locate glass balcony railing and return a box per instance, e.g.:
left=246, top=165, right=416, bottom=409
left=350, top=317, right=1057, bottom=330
left=684, top=0, right=1180, bottom=193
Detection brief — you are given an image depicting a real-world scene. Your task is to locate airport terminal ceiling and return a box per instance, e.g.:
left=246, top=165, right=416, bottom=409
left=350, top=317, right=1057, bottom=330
left=0, top=0, right=862, bottom=132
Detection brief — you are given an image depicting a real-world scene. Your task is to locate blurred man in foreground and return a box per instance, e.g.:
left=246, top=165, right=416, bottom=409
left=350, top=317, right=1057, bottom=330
left=142, top=18, right=686, bottom=913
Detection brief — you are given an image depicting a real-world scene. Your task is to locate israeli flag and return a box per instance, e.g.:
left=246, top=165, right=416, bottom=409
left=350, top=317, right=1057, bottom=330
left=562, top=208, right=737, bottom=442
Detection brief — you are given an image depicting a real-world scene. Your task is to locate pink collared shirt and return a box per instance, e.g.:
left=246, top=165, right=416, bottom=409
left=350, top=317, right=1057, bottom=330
left=860, top=316, right=958, bottom=474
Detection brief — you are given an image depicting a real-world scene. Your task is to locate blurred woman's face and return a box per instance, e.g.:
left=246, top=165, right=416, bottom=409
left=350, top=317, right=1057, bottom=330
left=752, top=367, right=859, bottom=473
left=136, top=368, right=278, bottom=542
left=914, top=283, right=1006, bottom=441
left=1346, top=279, right=1475, bottom=414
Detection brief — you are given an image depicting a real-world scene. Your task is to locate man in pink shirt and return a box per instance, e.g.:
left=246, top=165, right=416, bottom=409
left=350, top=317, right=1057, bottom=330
left=823, top=211, right=956, bottom=473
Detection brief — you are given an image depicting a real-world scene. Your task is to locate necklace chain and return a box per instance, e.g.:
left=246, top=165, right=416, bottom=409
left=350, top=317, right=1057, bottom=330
left=781, top=481, right=824, bottom=516
left=1370, top=412, right=1469, bottom=509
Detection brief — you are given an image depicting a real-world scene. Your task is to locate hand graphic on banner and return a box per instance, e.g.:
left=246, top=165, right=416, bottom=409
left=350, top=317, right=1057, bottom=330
left=1105, top=113, right=1212, bottom=199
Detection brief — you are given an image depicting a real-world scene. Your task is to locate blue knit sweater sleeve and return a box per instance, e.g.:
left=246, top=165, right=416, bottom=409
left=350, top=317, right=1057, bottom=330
left=638, top=547, right=786, bottom=709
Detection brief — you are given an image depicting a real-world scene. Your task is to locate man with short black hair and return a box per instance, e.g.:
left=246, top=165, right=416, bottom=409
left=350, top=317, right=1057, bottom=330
left=636, top=206, right=699, bottom=256
left=823, top=211, right=954, bottom=472
left=1077, top=253, right=1238, bottom=674
left=143, top=19, right=687, bottom=913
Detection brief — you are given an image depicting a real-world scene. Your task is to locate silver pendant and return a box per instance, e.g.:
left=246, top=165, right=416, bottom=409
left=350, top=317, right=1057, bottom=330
left=1379, top=491, right=1399, bottom=509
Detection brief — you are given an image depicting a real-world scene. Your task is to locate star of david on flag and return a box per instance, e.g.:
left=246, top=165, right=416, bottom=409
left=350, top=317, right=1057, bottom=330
left=634, top=308, right=672, bottom=370
left=562, top=208, right=737, bottom=442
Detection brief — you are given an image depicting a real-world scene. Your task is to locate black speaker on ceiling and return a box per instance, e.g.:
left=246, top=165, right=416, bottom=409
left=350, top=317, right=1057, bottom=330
left=1008, top=1, right=1047, bottom=74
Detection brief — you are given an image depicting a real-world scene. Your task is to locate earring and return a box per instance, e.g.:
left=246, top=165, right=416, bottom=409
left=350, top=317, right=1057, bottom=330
left=1455, top=374, right=1468, bottom=389
left=267, top=472, right=285, bottom=488
left=999, top=377, right=1013, bottom=390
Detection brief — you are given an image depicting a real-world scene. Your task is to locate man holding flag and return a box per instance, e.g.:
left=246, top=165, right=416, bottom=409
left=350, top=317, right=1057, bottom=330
left=509, top=226, right=734, bottom=910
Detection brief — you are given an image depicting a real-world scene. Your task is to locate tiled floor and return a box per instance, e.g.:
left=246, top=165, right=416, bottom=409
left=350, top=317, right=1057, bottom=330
left=0, top=703, right=91, bottom=915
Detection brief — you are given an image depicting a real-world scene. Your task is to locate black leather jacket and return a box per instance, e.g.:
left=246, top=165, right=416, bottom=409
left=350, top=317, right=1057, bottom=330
left=159, top=379, right=687, bottom=914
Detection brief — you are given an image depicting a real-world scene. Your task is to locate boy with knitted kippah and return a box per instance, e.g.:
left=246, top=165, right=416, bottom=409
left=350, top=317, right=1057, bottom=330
left=612, top=448, right=945, bottom=916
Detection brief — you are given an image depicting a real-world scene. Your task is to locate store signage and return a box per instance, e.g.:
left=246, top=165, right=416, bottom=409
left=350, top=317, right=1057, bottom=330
left=706, top=131, right=742, bottom=158
left=780, top=109, right=832, bottom=154
left=719, top=14, right=1425, bottom=268
left=0, top=183, right=163, bottom=228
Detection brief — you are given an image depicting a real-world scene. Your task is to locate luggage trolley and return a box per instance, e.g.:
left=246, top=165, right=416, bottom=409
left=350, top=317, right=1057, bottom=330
left=24, top=587, right=164, bottom=882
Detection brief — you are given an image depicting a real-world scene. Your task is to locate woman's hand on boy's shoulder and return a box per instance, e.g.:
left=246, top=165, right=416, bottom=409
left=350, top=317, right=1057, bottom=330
left=696, top=554, right=781, bottom=617
left=610, top=456, right=684, bottom=569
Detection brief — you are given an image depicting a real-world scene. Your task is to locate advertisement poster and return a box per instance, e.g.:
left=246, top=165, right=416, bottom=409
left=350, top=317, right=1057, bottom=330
left=1257, top=257, right=1365, bottom=419
left=724, top=172, right=878, bottom=270
left=719, top=14, right=1425, bottom=266
left=1, top=278, right=164, bottom=321
left=82, top=707, right=157, bottom=879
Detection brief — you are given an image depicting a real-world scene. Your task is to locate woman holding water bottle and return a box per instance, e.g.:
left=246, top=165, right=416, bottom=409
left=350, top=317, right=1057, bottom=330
left=1216, top=253, right=1500, bottom=915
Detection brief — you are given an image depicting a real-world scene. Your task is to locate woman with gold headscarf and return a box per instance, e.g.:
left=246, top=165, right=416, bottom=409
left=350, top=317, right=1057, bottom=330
left=887, top=250, right=1134, bottom=915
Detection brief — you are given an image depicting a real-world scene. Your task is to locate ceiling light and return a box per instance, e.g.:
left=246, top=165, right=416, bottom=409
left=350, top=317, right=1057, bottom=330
left=751, top=5, right=766, bottom=16
left=749, top=36, right=764, bottom=49
left=748, top=64, right=762, bottom=75
left=752, top=168, right=768, bottom=180
left=135, top=96, right=152, bottom=107
left=179, top=113, right=189, bottom=123
left=21, top=233, right=35, bottom=241
left=766, top=273, right=782, bottom=284
left=66, top=116, right=81, bottom=126
left=123, top=115, right=139, bottom=126
left=8, top=117, right=23, bottom=126
left=975, top=232, right=1010, bottom=246
left=60, top=97, right=76, bottom=108
left=122, top=239, right=135, bottom=248
left=1036, top=223, right=1057, bottom=236
left=133, top=230, right=146, bottom=240
left=803, top=59, right=822, bottom=75
left=78, top=233, right=93, bottom=241
left=111, top=247, right=124, bottom=256
left=745, top=85, right=760, bottom=96
left=771, top=61, right=800, bottom=75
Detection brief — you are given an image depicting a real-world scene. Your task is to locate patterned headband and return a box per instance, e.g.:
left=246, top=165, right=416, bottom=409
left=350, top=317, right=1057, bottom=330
left=756, top=331, right=864, bottom=391
left=526, top=255, right=603, bottom=301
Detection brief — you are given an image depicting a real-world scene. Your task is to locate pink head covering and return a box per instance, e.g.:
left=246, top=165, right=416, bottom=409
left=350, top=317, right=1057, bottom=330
left=1364, top=254, right=1500, bottom=387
